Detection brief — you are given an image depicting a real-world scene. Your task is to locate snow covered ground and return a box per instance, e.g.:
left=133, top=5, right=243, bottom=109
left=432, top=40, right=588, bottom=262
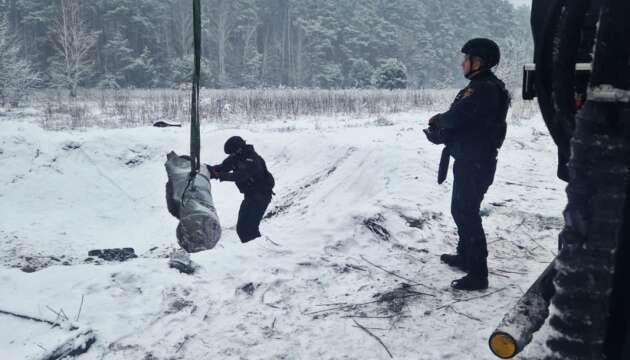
left=0, top=108, right=565, bottom=359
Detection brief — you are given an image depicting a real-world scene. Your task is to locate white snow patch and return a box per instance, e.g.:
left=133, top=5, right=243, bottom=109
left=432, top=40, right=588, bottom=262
left=0, top=110, right=564, bottom=359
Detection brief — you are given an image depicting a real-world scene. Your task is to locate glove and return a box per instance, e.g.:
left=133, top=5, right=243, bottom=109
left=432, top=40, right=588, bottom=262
left=206, top=165, right=219, bottom=179
left=428, top=114, right=440, bottom=126
left=423, top=126, right=445, bottom=145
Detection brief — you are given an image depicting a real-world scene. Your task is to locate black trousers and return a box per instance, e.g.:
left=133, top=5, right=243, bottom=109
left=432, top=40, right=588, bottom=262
left=450, top=158, right=496, bottom=276
left=237, top=192, right=272, bottom=243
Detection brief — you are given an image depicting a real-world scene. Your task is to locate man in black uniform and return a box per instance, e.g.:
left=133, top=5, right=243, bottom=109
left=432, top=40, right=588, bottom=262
left=207, top=136, right=275, bottom=243
left=424, top=38, right=510, bottom=290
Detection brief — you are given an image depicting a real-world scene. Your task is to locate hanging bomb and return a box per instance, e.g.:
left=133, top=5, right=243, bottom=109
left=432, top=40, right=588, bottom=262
left=165, top=151, right=221, bottom=252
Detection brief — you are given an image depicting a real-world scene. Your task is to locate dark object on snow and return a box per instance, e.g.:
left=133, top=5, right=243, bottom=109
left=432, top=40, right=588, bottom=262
left=168, top=249, right=197, bottom=274
left=239, top=282, right=257, bottom=296
left=165, top=151, right=221, bottom=252
left=207, top=141, right=273, bottom=243
left=489, top=262, right=556, bottom=358
left=363, top=215, right=390, bottom=242
left=87, top=248, right=137, bottom=262
left=168, top=261, right=195, bottom=274
left=62, top=142, right=81, bottom=150
left=41, top=330, right=96, bottom=360
left=21, top=265, right=37, bottom=273
left=374, top=283, right=425, bottom=314
left=153, top=120, right=182, bottom=128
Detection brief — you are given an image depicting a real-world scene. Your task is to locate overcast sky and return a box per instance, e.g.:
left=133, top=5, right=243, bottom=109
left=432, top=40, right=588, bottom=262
left=508, top=0, right=532, bottom=8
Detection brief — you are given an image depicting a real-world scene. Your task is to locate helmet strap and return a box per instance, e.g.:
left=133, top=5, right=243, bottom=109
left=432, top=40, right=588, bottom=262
left=464, top=56, right=485, bottom=79
left=465, top=69, right=483, bottom=79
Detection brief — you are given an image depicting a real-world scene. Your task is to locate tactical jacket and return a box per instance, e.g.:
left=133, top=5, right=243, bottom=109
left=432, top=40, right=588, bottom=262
left=210, top=145, right=275, bottom=195
left=430, top=70, right=510, bottom=162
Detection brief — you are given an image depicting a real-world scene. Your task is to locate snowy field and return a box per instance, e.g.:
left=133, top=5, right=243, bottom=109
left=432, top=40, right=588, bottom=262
left=0, top=105, right=565, bottom=359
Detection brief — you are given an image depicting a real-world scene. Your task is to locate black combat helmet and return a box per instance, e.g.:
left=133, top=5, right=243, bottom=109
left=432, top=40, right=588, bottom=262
left=461, top=38, right=501, bottom=68
left=224, top=136, right=246, bottom=154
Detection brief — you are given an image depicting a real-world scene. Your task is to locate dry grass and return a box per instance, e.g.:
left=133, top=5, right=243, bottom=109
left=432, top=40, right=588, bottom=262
left=22, top=88, right=535, bottom=130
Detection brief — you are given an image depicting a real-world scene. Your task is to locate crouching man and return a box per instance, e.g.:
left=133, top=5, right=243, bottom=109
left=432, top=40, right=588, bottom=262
left=208, top=136, right=275, bottom=243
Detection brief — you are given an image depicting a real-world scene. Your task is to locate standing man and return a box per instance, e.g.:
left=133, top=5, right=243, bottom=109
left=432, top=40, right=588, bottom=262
left=424, top=38, right=510, bottom=290
left=207, top=136, right=275, bottom=243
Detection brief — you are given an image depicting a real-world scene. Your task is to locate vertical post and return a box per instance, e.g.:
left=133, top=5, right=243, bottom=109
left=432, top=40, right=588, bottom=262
left=190, top=0, right=201, bottom=173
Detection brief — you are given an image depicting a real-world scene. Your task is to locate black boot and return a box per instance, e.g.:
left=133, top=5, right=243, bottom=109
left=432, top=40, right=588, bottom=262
left=450, top=273, right=488, bottom=290
left=440, top=253, right=468, bottom=272
left=451, top=256, right=488, bottom=290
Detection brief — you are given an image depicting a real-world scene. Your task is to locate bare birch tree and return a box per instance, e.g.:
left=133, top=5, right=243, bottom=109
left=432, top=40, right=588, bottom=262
left=206, top=0, right=239, bottom=86
left=50, top=0, right=97, bottom=97
left=170, top=0, right=193, bottom=58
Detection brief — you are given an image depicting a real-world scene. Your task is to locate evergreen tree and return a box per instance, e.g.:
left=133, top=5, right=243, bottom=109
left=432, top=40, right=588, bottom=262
left=0, top=12, right=40, bottom=106
left=101, top=30, right=133, bottom=87
left=373, top=58, right=407, bottom=90
left=346, top=58, right=373, bottom=88
left=11, top=0, right=54, bottom=74
left=168, top=54, right=213, bottom=88
left=122, top=46, right=156, bottom=88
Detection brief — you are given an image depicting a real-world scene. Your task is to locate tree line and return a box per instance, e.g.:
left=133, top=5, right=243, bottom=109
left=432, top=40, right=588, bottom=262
left=1, top=0, right=531, bottom=100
